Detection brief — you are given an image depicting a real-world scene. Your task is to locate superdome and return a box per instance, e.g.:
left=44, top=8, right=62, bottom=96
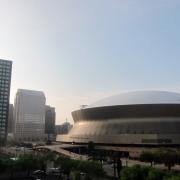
left=88, top=91, right=180, bottom=108
left=57, top=90, right=180, bottom=149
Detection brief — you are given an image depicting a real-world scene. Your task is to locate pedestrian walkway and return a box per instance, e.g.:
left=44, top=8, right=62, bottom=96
left=34, top=145, right=88, bottom=160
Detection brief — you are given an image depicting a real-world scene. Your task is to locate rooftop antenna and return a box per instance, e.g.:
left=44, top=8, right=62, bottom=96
left=80, top=105, right=88, bottom=109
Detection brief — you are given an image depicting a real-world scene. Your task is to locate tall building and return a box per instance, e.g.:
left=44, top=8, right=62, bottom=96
left=45, top=105, right=56, bottom=141
left=7, top=104, right=14, bottom=133
left=0, top=59, right=12, bottom=145
left=14, top=89, right=46, bottom=142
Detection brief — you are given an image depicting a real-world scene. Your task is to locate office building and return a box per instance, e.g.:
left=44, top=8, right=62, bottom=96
left=45, top=105, right=56, bottom=141
left=7, top=104, right=13, bottom=133
left=14, top=89, right=46, bottom=142
left=0, top=59, right=12, bottom=145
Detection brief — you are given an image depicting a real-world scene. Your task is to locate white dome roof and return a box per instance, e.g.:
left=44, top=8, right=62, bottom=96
left=87, top=91, right=180, bottom=108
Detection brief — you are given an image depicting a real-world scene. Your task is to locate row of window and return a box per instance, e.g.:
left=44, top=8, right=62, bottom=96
left=16, top=137, right=46, bottom=141
left=0, top=84, right=9, bottom=87
left=0, top=95, right=8, bottom=98
left=0, top=119, right=7, bottom=123
left=0, top=84, right=9, bottom=88
left=0, top=68, right=11, bottom=73
left=0, top=94, right=9, bottom=97
left=0, top=132, right=5, bottom=135
left=0, top=76, right=11, bottom=81
left=0, top=84, right=10, bottom=88
left=0, top=111, right=6, bottom=115
left=0, top=73, right=11, bottom=77
left=0, top=106, right=8, bottom=110
left=0, top=101, right=8, bottom=105
left=0, top=99, right=8, bottom=103
left=0, top=92, right=8, bottom=96
left=0, top=111, right=7, bottom=114
left=0, top=106, right=7, bottom=110
left=0, top=75, right=11, bottom=79
left=73, top=129, right=180, bottom=135
left=73, top=132, right=174, bottom=136
left=0, top=61, right=11, bottom=65
left=0, top=62, right=11, bottom=68
left=0, top=74, right=11, bottom=79
left=0, top=79, right=10, bottom=83
left=0, top=99, right=9, bottom=102
left=0, top=87, right=9, bottom=91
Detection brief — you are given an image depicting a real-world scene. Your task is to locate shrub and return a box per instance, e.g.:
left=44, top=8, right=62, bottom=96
left=164, top=174, right=180, bottom=180
left=77, top=160, right=105, bottom=177
left=120, top=165, right=166, bottom=180
left=140, top=150, right=178, bottom=171
left=55, top=156, right=105, bottom=178
left=120, top=165, right=149, bottom=180
left=140, top=151, right=155, bottom=166
left=146, top=168, right=165, bottom=180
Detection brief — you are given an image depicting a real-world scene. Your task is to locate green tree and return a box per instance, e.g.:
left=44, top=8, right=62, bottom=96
left=120, top=165, right=149, bottom=180
left=77, top=160, right=105, bottom=177
left=55, top=156, right=105, bottom=178
left=146, top=168, right=164, bottom=180
left=55, top=156, right=73, bottom=177
left=87, top=141, right=96, bottom=160
left=44, top=151, right=56, bottom=162
left=140, top=151, right=155, bottom=167
left=120, top=165, right=166, bottom=180
left=18, top=155, right=34, bottom=176
left=141, top=150, right=178, bottom=171
left=164, top=174, right=180, bottom=180
left=154, top=150, right=177, bottom=171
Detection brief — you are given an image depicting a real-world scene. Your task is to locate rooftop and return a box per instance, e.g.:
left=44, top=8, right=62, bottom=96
left=87, top=91, right=180, bottom=108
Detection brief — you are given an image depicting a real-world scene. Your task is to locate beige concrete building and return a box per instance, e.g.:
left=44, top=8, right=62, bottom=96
left=14, top=89, right=46, bottom=142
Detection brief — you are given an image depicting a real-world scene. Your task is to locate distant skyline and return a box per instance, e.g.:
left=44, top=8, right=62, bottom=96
left=1, top=0, right=180, bottom=124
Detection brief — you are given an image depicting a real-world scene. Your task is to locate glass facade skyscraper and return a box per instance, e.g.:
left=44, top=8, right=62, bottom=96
left=0, top=59, right=12, bottom=145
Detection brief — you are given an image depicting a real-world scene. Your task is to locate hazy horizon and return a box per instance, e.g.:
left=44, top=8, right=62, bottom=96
left=1, top=0, right=180, bottom=124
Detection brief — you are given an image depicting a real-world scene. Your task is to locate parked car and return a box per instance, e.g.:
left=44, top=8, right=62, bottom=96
left=30, top=170, right=46, bottom=179
left=48, top=167, right=60, bottom=174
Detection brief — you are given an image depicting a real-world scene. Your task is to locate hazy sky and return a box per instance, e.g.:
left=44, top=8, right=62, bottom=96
left=1, top=0, right=180, bottom=124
